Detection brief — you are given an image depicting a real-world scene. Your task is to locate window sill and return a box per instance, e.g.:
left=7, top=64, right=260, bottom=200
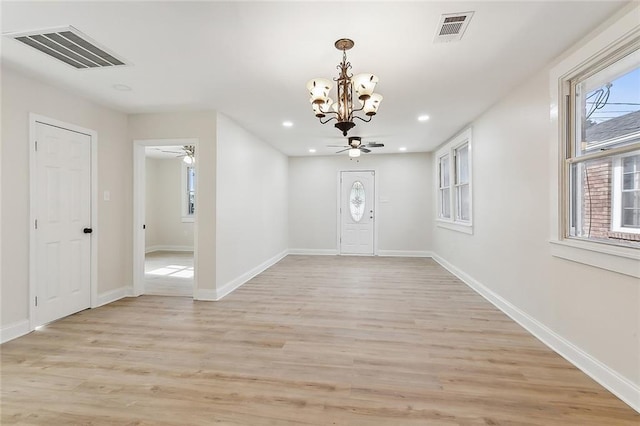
left=549, top=238, right=640, bottom=278
left=436, top=220, right=473, bottom=235
left=181, top=217, right=194, bottom=223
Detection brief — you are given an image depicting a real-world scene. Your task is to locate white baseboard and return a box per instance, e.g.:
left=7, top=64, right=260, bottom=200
left=194, top=288, right=217, bottom=301
left=377, top=250, right=433, bottom=257
left=214, top=250, right=288, bottom=301
left=288, top=249, right=434, bottom=258
left=95, top=286, right=129, bottom=308
left=288, top=248, right=338, bottom=256
left=432, top=253, right=640, bottom=414
left=145, top=245, right=194, bottom=254
left=1, top=319, right=31, bottom=344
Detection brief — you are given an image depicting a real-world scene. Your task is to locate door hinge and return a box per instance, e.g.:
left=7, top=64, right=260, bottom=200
left=34, top=219, right=38, bottom=229
left=35, top=296, right=38, bottom=307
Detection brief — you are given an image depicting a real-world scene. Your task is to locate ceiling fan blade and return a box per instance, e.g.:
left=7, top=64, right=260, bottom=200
left=366, top=143, right=384, bottom=147
left=336, top=148, right=350, bottom=153
left=360, top=147, right=371, bottom=153
left=327, top=145, right=349, bottom=148
left=161, top=150, right=183, bottom=154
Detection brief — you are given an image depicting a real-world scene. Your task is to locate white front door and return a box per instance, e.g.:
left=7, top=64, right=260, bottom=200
left=340, top=171, right=375, bottom=255
left=34, top=122, right=92, bottom=326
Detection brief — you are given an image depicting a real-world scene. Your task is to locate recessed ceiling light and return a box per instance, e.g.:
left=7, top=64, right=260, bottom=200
left=282, top=121, right=293, bottom=127
left=418, top=115, right=430, bottom=122
left=112, top=84, right=132, bottom=91
left=399, top=147, right=407, bottom=151
left=309, top=148, right=316, bottom=153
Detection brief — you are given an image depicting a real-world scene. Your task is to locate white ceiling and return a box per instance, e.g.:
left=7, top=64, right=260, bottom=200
left=1, top=1, right=628, bottom=156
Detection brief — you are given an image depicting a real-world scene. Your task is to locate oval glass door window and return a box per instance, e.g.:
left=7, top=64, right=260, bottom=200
left=349, top=181, right=366, bottom=222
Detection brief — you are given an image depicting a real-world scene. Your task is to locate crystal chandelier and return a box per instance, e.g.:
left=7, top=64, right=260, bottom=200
left=306, top=38, right=383, bottom=136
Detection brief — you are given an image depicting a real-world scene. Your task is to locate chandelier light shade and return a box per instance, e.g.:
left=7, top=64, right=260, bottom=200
left=307, top=38, right=383, bottom=136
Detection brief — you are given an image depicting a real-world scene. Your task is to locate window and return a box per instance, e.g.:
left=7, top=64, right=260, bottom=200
left=565, top=45, right=640, bottom=248
left=436, top=128, right=472, bottom=233
left=438, top=154, right=451, bottom=219
left=349, top=181, right=366, bottom=222
left=455, top=143, right=470, bottom=221
left=550, top=8, right=639, bottom=278
left=182, top=163, right=196, bottom=222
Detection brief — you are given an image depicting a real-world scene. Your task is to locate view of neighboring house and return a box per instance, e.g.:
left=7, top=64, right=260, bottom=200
left=581, top=109, right=640, bottom=244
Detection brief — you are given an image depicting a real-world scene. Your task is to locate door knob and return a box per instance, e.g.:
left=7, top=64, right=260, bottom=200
left=83, top=228, right=93, bottom=234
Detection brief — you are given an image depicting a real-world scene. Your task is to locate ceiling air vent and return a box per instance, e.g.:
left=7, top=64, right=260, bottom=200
left=5, top=26, right=127, bottom=69
left=434, top=12, right=474, bottom=43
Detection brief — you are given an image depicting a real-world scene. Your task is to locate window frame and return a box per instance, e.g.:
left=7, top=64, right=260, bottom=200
left=435, top=128, right=473, bottom=234
left=438, top=154, right=451, bottom=220
left=565, top=44, right=640, bottom=243
left=181, top=162, right=195, bottom=223
left=549, top=14, right=639, bottom=278
left=454, top=142, right=471, bottom=222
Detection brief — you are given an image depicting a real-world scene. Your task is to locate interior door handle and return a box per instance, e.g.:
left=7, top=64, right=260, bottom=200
left=83, top=228, right=93, bottom=234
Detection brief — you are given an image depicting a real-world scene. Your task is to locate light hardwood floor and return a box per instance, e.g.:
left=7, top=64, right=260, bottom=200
left=144, top=251, right=193, bottom=297
left=2, top=256, right=638, bottom=425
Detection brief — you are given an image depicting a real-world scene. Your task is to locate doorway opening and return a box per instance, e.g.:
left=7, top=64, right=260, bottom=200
left=133, top=139, right=198, bottom=297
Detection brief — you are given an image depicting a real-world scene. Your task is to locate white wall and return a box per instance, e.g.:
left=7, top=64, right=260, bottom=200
left=431, top=13, right=639, bottom=405
left=145, top=157, right=194, bottom=251
left=288, top=153, right=433, bottom=255
left=128, top=112, right=217, bottom=294
left=1, top=65, right=131, bottom=328
left=216, top=113, right=288, bottom=296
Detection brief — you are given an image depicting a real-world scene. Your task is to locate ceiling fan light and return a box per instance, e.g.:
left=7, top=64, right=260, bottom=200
left=353, top=73, right=379, bottom=99
left=183, top=155, right=194, bottom=165
left=363, top=93, right=383, bottom=116
left=307, top=78, right=333, bottom=103
left=348, top=148, right=361, bottom=158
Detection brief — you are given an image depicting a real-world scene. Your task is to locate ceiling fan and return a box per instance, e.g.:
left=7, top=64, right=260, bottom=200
left=328, top=136, right=384, bottom=157
left=159, top=145, right=195, bottom=164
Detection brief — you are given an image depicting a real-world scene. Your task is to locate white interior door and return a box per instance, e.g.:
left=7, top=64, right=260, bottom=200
left=34, top=122, right=92, bottom=326
left=340, top=171, right=375, bottom=255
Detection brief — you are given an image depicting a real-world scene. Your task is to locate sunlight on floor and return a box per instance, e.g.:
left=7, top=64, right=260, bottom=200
left=145, top=251, right=194, bottom=296
left=147, top=265, right=194, bottom=278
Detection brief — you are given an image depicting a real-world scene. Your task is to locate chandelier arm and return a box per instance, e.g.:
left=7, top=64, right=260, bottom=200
left=353, top=114, right=373, bottom=123
left=351, top=103, right=365, bottom=114
left=319, top=115, right=338, bottom=124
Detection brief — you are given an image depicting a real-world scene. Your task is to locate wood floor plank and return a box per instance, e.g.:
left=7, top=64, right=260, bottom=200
left=2, top=255, right=638, bottom=425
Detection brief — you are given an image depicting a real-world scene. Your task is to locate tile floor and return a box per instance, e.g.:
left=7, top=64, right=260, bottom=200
left=144, top=250, right=193, bottom=297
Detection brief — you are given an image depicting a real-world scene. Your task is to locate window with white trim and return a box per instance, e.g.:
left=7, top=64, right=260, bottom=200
left=455, top=142, right=470, bottom=221
left=181, top=163, right=196, bottom=222
left=564, top=44, right=640, bottom=247
left=436, top=128, right=472, bottom=232
left=438, top=154, right=451, bottom=219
